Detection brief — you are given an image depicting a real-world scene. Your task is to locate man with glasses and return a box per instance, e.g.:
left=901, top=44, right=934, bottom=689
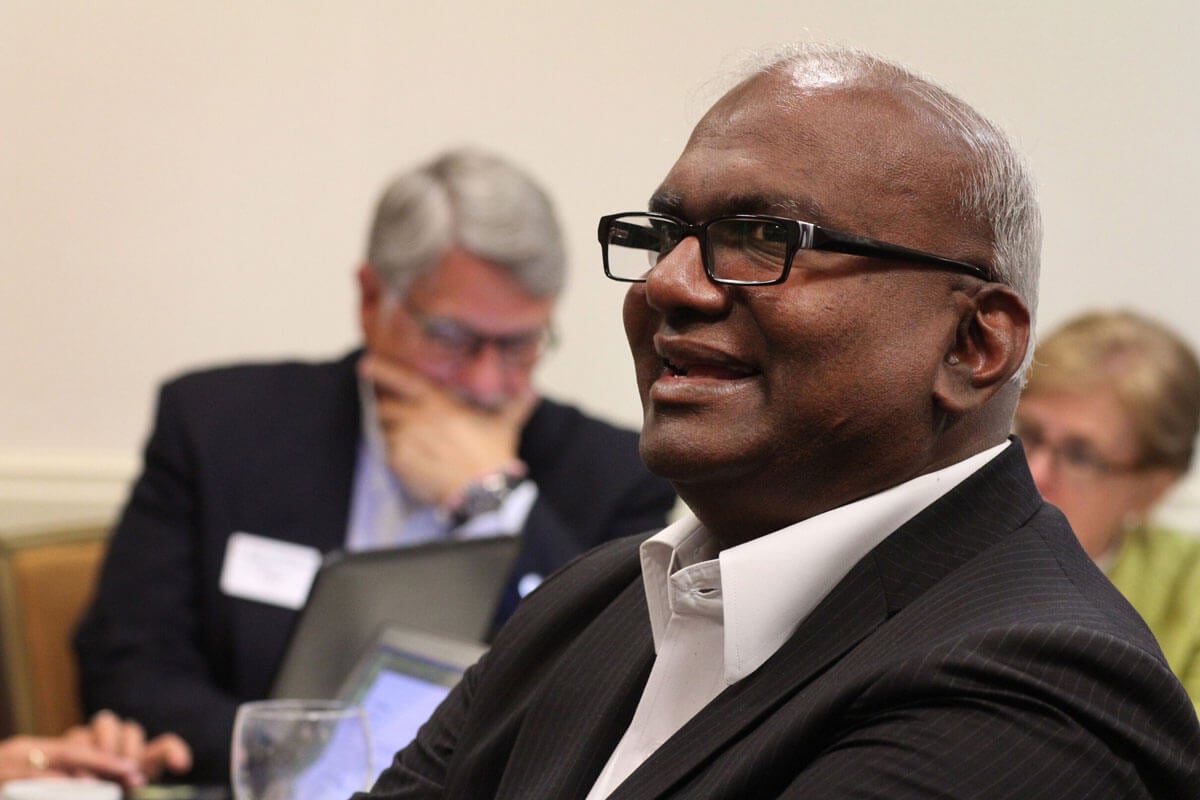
left=74, top=148, right=677, bottom=782
left=360, top=47, right=1200, bottom=799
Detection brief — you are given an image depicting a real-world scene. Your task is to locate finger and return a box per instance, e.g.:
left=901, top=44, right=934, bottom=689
left=61, top=723, right=93, bottom=747
left=42, top=741, right=142, bottom=787
left=359, top=354, right=435, bottom=401
left=88, top=709, right=123, bottom=753
left=118, top=718, right=147, bottom=760
left=373, top=394, right=421, bottom=427
left=142, top=733, right=193, bottom=779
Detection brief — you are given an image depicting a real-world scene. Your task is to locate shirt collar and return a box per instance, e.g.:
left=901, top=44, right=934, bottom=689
left=638, top=441, right=1009, bottom=684
left=357, top=375, right=388, bottom=462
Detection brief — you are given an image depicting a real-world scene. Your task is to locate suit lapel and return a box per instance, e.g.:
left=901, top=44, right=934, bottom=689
left=609, top=441, right=1043, bottom=799
left=495, top=579, right=656, bottom=799
left=867, top=438, right=1043, bottom=612
left=297, top=350, right=362, bottom=554
left=229, top=352, right=363, bottom=694
left=608, top=553, right=889, bottom=800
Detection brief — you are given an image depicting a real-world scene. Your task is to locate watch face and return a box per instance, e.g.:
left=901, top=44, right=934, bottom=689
left=462, top=483, right=506, bottom=516
left=453, top=472, right=520, bottom=524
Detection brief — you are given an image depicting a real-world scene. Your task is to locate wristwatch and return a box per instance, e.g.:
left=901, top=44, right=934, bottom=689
left=449, top=469, right=526, bottom=525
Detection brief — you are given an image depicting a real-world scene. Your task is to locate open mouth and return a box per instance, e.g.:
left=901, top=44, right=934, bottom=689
left=663, top=357, right=758, bottom=380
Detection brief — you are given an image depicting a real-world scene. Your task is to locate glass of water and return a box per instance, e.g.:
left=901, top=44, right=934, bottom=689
left=231, top=699, right=374, bottom=800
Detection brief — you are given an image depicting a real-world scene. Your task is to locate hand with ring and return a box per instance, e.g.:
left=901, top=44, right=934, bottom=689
left=0, top=710, right=192, bottom=789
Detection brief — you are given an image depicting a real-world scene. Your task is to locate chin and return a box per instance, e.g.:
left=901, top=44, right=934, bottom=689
left=638, top=428, right=732, bottom=486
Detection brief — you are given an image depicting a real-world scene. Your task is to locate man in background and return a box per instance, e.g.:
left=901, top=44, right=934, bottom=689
left=74, top=148, right=677, bottom=782
left=360, top=47, right=1200, bottom=798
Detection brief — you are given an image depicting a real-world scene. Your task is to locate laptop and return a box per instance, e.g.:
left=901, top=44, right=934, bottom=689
left=270, top=535, right=519, bottom=700
left=336, top=625, right=486, bottom=774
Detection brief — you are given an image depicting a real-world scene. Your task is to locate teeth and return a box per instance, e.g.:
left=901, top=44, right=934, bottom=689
left=665, top=359, right=688, bottom=376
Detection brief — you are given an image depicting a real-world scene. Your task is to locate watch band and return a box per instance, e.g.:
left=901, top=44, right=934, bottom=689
left=447, top=461, right=528, bottom=526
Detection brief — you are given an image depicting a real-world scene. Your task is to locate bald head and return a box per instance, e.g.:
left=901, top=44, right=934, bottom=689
left=688, top=71, right=992, bottom=262
left=706, top=46, right=1042, bottom=351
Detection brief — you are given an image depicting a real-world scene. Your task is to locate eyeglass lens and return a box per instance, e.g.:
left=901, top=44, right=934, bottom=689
left=603, top=215, right=791, bottom=285
left=418, top=317, right=548, bottom=367
left=1015, top=422, right=1130, bottom=477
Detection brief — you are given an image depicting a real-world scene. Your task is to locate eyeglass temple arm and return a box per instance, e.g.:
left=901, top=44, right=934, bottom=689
left=600, top=218, right=667, bottom=251
left=811, top=227, right=990, bottom=280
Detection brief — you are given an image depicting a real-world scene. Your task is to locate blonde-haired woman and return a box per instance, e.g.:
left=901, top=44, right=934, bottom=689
left=1016, top=309, right=1200, bottom=706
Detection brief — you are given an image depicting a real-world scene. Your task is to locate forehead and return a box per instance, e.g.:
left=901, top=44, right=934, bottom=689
left=406, top=249, right=554, bottom=328
left=656, top=73, right=974, bottom=243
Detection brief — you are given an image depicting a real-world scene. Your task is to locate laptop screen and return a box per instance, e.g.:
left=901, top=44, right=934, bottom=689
left=338, top=627, right=487, bottom=777
left=269, top=535, right=518, bottom=700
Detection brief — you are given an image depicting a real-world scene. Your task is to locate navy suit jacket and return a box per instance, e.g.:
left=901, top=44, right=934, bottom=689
left=74, top=351, right=676, bottom=782
left=364, top=443, right=1200, bottom=799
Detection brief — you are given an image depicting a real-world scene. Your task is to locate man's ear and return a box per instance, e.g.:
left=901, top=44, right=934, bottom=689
left=357, top=263, right=384, bottom=340
left=934, top=284, right=1031, bottom=415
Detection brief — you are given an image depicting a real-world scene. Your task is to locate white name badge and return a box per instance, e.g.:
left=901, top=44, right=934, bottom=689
left=219, top=531, right=322, bottom=610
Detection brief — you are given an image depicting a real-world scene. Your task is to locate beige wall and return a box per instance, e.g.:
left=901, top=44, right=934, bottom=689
left=3, top=1, right=1200, bottom=522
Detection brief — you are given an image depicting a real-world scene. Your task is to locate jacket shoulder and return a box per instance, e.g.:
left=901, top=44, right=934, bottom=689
left=150, top=352, right=361, bottom=449
left=162, top=352, right=356, bottom=402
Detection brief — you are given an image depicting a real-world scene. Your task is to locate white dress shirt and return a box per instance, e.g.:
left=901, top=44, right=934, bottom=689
left=585, top=442, right=1009, bottom=799
left=344, top=378, right=537, bottom=552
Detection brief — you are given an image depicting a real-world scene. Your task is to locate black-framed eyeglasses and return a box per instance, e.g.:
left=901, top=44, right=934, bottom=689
left=598, top=211, right=992, bottom=286
left=406, top=306, right=556, bottom=369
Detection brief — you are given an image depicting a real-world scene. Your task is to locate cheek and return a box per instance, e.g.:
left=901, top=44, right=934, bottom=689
left=622, top=287, right=659, bottom=386
left=759, top=309, right=947, bottom=451
left=1060, top=484, right=1129, bottom=534
left=622, top=286, right=654, bottom=346
left=1044, top=483, right=1090, bottom=522
left=416, top=358, right=459, bottom=387
left=366, top=324, right=444, bottom=380
left=501, top=367, right=536, bottom=395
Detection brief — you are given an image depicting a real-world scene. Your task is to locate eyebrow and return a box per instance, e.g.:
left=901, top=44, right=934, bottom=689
left=647, top=190, right=827, bottom=225
left=647, top=189, right=684, bottom=216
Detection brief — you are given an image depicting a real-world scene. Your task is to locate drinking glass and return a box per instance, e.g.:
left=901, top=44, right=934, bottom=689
left=231, top=699, right=374, bottom=800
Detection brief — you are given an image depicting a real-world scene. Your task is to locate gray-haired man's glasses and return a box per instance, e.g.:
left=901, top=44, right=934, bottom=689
left=598, top=212, right=992, bottom=286
left=406, top=306, right=555, bottom=369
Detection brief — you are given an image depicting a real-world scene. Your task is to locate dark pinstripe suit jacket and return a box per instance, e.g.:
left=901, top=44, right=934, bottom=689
left=363, top=443, right=1200, bottom=798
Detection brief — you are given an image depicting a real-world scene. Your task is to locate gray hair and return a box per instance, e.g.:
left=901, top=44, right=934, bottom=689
left=741, top=44, right=1043, bottom=376
left=365, top=147, right=566, bottom=298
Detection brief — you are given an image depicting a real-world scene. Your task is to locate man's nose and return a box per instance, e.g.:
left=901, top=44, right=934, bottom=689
left=453, top=344, right=517, bottom=407
left=642, top=236, right=728, bottom=315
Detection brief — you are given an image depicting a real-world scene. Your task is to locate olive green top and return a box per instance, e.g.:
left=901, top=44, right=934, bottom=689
left=1107, top=524, right=1200, bottom=711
